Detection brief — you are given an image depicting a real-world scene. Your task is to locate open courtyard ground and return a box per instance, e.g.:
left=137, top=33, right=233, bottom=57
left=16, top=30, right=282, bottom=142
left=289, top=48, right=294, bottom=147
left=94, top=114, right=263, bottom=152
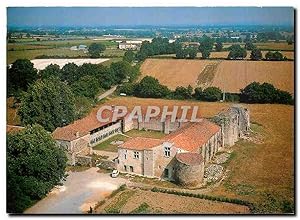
left=140, top=59, right=294, bottom=94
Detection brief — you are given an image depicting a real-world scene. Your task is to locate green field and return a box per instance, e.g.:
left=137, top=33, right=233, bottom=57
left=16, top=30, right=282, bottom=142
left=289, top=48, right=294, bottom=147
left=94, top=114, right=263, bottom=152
left=7, top=38, right=121, bottom=64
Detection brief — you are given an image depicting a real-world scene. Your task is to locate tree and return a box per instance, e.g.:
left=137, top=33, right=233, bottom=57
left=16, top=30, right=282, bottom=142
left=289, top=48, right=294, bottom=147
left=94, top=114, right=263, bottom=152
left=215, top=42, right=223, bottom=52
left=74, top=96, right=93, bottom=119
left=201, top=49, right=211, bottom=59
left=71, top=75, right=100, bottom=99
left=123, top=50, right=135, bottom=63
left=240, top=82, right=293, bottom=104
left=173, top=85, right=193, bottom=99
left=18, top=78, right=76, bottom=131
left=194, top=87, right=203, bottom=100
left=250, top=48, right=263, bottom=60
left=201, top=87, right=222, bottom=101
left=227, top=45, right=247, bottom=60
left=7, top=59, right=38, bottom=97
left=60, top=63, right=80, bottom=84
left=265, top=51, right=284, bottom=61
left=175, top=48, right=188, bottom=59
left=244, top=41, right=256, bottom=50
left=39, top=64, right=61, bottom=79
left=110, top=61, right=139, bottom=83
left=118, top=83, right=136, bottom=96
left=7, top=124, right=67, bottom=213
left=134, top=76, right=170, bottom=98
left=26, top=33, right=31, bottom=38
left=187, top=47, right=197, bottom=59
left=88, top=43, right=106, bottom=58
left=199, top=36, right=214, bottom=59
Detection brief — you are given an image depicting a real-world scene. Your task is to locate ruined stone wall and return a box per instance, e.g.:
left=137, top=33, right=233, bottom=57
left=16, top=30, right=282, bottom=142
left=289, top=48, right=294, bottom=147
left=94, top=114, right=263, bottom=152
left=174, top=159, right=204, bottom=187
left=75, top=155, right=92, bottom=167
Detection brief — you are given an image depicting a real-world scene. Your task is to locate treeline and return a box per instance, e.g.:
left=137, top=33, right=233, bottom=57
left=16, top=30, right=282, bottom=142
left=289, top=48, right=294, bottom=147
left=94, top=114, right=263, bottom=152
left=118, top=76, right=293, bottom=105
left=7, top=59, right=139, bottom=131
left=133, top=37, right=290, bottom=61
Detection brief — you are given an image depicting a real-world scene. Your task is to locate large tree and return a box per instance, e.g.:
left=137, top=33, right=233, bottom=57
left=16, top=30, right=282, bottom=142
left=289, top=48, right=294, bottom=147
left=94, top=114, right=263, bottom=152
left=227, top=44, right=247, bottom=60
left=39, top=64, right=61, bottom=79
left=18, top=77, right=76, bottom=132
left=71, top=75, right=100, bottom=99
left=134, top=76, right=170, bottom=98
left=123, top=50, right=135, bottom=63
left=199, top=36, right=214, bottom=59
left=60, top=63, right=81, bottom=84
left=250, top=48, right=263, bottom=60
left=88, top=43, right=106, bottom=58
left=7, top=59, right=38, bottom=96
left=215, top=42, right=223, bottom=52
left=7, top=124, right=67, bottom=213
left=110, top=61, right=139, bottom=83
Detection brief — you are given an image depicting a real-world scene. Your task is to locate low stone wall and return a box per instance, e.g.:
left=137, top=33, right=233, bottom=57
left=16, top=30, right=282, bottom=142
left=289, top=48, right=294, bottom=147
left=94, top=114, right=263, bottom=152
left=75, top=155, right=92, bottom=167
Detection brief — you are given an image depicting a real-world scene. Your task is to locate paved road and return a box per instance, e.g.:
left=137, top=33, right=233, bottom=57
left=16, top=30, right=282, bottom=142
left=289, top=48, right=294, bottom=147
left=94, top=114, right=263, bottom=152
left=97, top=85, right=118, bottom=101
left=25, top=167, right=128, bottom=214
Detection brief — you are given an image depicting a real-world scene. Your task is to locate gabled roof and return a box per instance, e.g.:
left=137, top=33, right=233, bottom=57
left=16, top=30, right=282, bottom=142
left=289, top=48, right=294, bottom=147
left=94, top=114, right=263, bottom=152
left=119, top=137, right=163, bottom=151
left=162, top=119, right=221, bottom=152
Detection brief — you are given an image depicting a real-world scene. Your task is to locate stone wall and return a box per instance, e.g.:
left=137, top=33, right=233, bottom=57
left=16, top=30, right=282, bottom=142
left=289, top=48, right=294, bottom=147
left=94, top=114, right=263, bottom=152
left=174, top=158, right=204, bottom=187
left=116, top=148, right=145, bottom=175
left=89, top=121, right=122, bottom=146
left=75, top=155, right=92, bottom=167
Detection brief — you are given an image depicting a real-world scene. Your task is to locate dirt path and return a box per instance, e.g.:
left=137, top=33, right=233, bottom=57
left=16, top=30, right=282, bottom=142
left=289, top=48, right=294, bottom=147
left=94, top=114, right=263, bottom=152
left=97, top=85, right=118, bottom=101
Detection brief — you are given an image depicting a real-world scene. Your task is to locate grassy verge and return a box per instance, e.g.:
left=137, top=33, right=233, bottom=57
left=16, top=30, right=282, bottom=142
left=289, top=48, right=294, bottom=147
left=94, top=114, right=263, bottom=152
left=125, top=129, right=166, bottom=139
left=130, top=202, right=151, bottom=214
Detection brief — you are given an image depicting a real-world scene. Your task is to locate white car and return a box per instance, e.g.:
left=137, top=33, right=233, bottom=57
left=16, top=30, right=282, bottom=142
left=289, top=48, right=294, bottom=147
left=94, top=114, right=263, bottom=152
left=111, top=169, right=119, bottom=178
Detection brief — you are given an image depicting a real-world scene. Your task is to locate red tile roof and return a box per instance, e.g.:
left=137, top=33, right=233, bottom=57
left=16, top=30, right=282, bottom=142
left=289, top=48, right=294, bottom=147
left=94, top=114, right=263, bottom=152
left=176, top=153, right=203, bottom=166
left=6, top=125, right=24, bottom=133
left=52, top=108, right=116, bottom=141
left=163, top=119, right=221, bottom=152
left=119, top=137, right=163, bottom=150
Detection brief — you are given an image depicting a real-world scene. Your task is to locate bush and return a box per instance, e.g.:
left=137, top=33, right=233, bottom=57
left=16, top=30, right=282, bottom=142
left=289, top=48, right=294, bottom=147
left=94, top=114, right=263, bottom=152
left=134, top=76, right=171, bottom=98
left=201, top=87, right=223, bottom=102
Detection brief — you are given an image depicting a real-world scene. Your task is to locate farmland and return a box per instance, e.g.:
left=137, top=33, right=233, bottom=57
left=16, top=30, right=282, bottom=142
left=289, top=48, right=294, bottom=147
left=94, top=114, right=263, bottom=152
left=101, top=96, right=294, bottom=213
left=7, top=38, right=121, bottom=64
left=96, top=189, right=250, bottom=214
left=31, top=58, right=109, bottom=70
left=140, top=58, right=294, bottom=94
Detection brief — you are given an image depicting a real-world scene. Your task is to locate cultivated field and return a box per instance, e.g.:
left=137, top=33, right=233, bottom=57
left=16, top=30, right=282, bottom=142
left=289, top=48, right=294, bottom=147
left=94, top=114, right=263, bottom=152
left=97, top=189, right=250, bottom=214
left=209, top=51, right=294, bottom=60
left=30, top=58, right=110, bottom=70
left=102, top=96, right=294, bottom=213
left=140, top=59, right=294, bottom=94
left=140, top=59, right=217, bottom=89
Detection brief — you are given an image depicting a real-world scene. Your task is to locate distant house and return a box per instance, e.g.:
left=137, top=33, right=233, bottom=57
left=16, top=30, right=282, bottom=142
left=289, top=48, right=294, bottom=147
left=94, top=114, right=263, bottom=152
left=70, top=46, right=78, bottom=51
left=70, top=45, right=88, bottom=51
left=118, top=41, right=139, bottom=50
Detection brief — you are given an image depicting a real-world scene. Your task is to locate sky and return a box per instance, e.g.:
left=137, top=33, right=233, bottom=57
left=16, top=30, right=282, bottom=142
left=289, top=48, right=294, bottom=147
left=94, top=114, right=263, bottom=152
left=7, top=7, right=294, bottom=27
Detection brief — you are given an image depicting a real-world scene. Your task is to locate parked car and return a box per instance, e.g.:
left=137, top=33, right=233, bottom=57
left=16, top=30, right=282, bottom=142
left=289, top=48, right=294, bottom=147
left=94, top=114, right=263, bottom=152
left=111, top=169, right=119, bottom=178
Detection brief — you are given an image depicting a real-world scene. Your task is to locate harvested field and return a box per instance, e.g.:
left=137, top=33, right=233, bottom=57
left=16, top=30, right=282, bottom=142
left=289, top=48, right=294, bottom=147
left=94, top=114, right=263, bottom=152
left=101, top=96, right=294, bottom=213
left=99, top=189, right=250, bottom=214
left=140, top=58, right=218, bottom=89
left=212, top=61, right=294, bottom=94
left=209, top=51, right=294, bottom=60
left=141, top=59, right=294, bottom=94
left=31, top=58, right=109, bottom=70
left=223, top=42, right=294, bottom=51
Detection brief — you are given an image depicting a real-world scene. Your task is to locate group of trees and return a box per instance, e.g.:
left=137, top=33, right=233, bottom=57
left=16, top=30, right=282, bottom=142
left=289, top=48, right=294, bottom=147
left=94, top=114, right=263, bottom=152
left=227, top=44, right=247, bottom=59
left=119, top=76, right=293, bottom=105
left=240, top=82, right=293, bottom=104
left=118, top=76, right=223, bottom=102
left=88, top=43, right=106, bottom=58
left=7, top=124, right=67, bottom=213
left=265, top=51, right=286, bottom=61
left=8, top=59, right=139, bottom=131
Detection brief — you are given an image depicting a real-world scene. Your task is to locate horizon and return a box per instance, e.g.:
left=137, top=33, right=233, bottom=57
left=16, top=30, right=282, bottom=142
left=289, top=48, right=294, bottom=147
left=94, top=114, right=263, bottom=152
left=7, top=7, right=294, bottom=28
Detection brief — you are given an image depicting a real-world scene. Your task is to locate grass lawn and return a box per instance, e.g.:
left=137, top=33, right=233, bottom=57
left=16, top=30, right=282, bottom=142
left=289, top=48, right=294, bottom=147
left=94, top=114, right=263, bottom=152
left=125, top=129, right=166, bottom=139
left=93, top=134, right=129, bottom=152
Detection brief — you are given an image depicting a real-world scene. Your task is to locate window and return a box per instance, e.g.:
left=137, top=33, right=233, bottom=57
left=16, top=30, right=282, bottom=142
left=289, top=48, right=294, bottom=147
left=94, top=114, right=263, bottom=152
left=164, top=168, right=169, bottom=178
left=124, top=165, right=127, bottom=171
left=164, top=147, right=171, bottom=157
left=134, top=151, right=139, bottom=159
left=124, top=154, right=127, bottom=159
left=130, top=166, right=134, bottom=172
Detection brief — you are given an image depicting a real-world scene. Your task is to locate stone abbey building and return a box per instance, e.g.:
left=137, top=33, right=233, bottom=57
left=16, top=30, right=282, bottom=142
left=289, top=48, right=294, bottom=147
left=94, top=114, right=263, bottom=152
left=53, top=105, right=250, bottom=186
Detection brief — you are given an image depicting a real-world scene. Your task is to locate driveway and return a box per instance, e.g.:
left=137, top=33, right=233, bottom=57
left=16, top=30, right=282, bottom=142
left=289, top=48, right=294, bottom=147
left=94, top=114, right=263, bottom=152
left=25, top=167, right=128, bottom=214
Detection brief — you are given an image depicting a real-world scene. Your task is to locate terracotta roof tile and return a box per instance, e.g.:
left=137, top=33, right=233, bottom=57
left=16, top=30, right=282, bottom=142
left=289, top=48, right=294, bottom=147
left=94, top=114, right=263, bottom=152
left=176, top=153, right=203, bottom=166
left=163, top=119, right=221, bottom=152
left=6, top=125, right=24, bottom=133
left=119, top=137, right=163, bottom=150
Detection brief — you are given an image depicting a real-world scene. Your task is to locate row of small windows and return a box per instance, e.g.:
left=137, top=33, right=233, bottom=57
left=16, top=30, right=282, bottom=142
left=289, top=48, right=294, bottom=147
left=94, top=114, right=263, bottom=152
left=90, top=127, right=121, bottom=145
left=124, top=147, right=170, bottom=160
